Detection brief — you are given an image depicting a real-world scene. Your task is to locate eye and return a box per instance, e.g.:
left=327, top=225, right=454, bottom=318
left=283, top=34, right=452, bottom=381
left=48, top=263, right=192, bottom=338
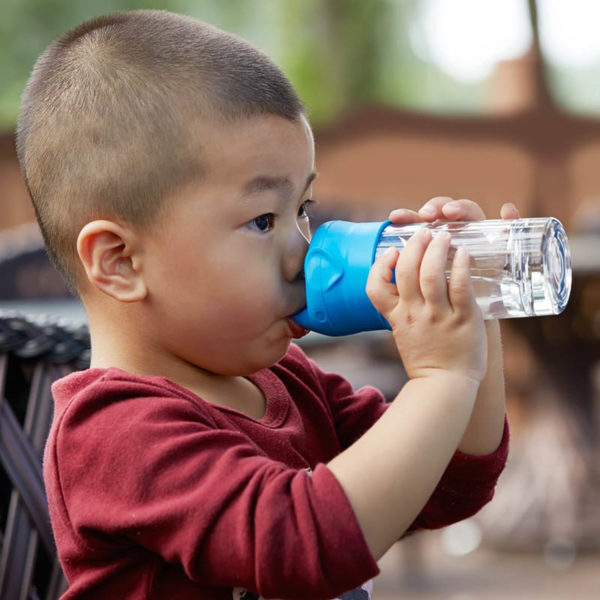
left=298, top=199, right=316, bottom=219
left=249, top=213, right=276, bottom=233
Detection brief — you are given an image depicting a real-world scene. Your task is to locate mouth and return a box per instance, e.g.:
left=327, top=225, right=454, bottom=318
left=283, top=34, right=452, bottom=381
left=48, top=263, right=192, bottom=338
left=285, top=317, right=310, bottom=339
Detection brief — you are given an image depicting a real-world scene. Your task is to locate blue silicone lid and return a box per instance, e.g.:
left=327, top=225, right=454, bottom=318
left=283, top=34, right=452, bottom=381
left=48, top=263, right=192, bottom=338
left=293, top=220, right=392, bottom=336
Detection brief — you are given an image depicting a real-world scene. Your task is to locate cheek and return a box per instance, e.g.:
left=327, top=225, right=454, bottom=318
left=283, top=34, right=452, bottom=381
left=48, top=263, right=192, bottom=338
left=153, top=237, right=284, bottom=334
left=191, top=268, right=280, bottom=331
left=227, top=281, right=281, bottom=326
left=217, top=252, right=282, bottom=305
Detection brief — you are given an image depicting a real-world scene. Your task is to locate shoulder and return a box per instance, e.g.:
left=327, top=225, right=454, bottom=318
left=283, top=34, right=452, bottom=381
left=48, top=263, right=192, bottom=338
left=49, top=367, right=219, bottom=451
left=273, top=344, right=381, bottom=409
left=273, top=343, right=325, bottom=389
left=45, top=368, right=224, bottom=504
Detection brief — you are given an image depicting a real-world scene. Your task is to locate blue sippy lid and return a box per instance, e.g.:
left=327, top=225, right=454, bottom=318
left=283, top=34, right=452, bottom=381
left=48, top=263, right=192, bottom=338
left=293, top=220, right=392, bottom=336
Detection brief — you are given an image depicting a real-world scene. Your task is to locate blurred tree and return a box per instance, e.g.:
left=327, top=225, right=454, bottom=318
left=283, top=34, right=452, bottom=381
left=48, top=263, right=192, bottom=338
left=180, top=0, right=483, bottom=122
left=0, top=0, right=480, bottom=129
left=0, top=0, right=189, bottom=127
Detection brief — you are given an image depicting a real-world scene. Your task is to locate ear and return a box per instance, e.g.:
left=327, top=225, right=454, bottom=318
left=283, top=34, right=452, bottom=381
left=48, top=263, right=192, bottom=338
left=76, top=220, right=147, bottom=302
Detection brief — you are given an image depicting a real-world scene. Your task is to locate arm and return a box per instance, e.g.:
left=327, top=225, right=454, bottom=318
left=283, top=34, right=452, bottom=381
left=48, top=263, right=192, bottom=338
left=293, top=343, right=508, bottom=535
left=388, top=199, right=520, bottom=455
left=459, top=319, right=506, bottom=454
left=54, top=380, right=379, bottom=599
left=328, top=371, right=478, bottom=560
left=329, top=226, right=488, bottom=560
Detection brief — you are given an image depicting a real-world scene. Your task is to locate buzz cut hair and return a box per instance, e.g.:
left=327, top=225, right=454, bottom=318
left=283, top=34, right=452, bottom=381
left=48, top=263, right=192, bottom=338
left=16, top=9, right=304, bottom=292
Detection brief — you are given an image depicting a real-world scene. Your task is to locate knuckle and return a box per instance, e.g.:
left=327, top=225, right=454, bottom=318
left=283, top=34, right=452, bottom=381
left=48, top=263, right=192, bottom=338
left=450, top=278, right=470, bottom=295
left=395, top=264, right=412, bottom=281
left=405, top=311, right=417, bottom=326
left=365, top=282, right=380, bottom=302
left=398, top=303, right=421, bottom=327
left=450, top=273, right=467, bottom=287
left=430, top=196, right=453, bottom=205
left=451, top=310, right=469, bottom=327
left=458, top=198, right=485, bottom=217
left=423, top=306, right=442, bottom=324
left=420, top=272, right=438, bottom=288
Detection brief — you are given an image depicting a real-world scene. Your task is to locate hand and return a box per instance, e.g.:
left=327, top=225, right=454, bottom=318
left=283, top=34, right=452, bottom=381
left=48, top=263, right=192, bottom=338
left=388, top=196, right=521, bottom=224
left=387, top=196, right=521, bottom=327
left=366, top=224, right=487, bottom=384
left=386, top=196, right=521, bottom=454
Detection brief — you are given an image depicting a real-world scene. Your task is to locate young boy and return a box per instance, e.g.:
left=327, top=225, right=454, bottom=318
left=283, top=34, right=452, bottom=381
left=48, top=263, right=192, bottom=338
left=17, top=10, right=515, bottom=600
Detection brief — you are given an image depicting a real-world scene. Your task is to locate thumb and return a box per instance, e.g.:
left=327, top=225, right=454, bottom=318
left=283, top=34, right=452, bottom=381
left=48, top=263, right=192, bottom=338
left=365, top=247, right=400, bottom=317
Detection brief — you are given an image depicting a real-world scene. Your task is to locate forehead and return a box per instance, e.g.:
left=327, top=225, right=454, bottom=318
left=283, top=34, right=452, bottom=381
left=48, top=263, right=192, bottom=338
left=193, top=113, right=315, bottom=185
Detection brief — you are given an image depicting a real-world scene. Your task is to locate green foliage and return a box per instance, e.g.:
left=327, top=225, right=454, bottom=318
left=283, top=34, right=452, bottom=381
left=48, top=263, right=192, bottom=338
left=0, top=0, right=483, bottom=130
left=0, top=0, right=189, bottom=127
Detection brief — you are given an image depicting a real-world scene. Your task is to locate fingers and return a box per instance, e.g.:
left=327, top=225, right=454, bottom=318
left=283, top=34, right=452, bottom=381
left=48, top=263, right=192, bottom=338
left=387, top=208, right=422, bottom=224
left=395, top=228, right=430, bottom=303
left=366, top=247, right=400, bottom=317
left=419, top=231, right=452, bottom=310
left=449, top=247, right=479, bottom=317
left=441, top=199, right=486, bottom=222
left=382, top=228, right=450, bottom=316
left=500, top=202, right=520, bottom=220
left=370, top=226, right=480, bottom=327
left=416, top=197, right=523, bottom=223
left=419, top=197, right=486, bottom=222
left=418, top=196, right=453, bottom=221
left=392, top=197, right=508, bottom=224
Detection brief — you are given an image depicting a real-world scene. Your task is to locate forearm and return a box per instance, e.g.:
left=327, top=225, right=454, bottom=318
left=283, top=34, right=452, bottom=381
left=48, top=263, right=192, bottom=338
left=327, top=372, right=478, bottom=561
left=458, top=320, right=506, bottom=455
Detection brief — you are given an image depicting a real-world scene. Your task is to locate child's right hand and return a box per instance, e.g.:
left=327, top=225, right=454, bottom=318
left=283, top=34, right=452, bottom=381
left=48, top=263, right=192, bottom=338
left=366, top=227, right=487, bottom=384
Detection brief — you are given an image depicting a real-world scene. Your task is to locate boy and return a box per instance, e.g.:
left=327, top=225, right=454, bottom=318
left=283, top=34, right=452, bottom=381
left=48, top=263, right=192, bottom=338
left=17, top=10, right=515, bottom=600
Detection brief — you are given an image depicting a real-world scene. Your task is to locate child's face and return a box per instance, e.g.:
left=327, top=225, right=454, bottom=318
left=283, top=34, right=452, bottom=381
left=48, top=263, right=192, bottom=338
left=140, top=113, right=316, bottom=376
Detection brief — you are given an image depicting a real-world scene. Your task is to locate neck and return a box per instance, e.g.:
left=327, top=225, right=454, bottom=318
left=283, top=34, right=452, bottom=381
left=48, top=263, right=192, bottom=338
left=85, top=299, right=215, bottom=381
left=86, top=309, right=265, bottom=418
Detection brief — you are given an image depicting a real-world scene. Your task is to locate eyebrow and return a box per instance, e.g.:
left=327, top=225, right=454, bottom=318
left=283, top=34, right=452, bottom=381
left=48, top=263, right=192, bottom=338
left=243, top=171, right=318, bottom=199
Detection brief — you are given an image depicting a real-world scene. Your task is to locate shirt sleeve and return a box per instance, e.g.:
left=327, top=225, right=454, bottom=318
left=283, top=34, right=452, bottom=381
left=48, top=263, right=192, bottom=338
left=407, top=417, right=510, bottom=532
left=286, top=345, right=510, bottom=532
left=54, top=383, right=379, bottom=599
left=285, top=344, right=388, bottom=450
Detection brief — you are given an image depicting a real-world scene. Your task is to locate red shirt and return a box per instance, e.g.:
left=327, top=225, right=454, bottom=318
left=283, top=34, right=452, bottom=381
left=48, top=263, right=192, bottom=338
left=44, top=344, right=508, bottom=599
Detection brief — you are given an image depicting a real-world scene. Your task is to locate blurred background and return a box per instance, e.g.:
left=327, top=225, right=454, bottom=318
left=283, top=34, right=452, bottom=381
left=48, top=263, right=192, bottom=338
left=1, top=0, right=599, bottom=598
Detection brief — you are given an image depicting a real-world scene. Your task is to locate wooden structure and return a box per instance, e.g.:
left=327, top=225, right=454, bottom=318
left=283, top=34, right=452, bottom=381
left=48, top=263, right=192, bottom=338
left=311, top=0, right=600, bottom=232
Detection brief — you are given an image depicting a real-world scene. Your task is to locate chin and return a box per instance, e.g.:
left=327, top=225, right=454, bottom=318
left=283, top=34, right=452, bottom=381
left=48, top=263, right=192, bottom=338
left=223, top=342, right=290, bottom=376
left=251, top=338, right=291, bottom=372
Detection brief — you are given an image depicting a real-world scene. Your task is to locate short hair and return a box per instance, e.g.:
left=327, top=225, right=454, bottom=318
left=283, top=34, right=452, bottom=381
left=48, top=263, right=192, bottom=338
left=16, top=10, right=304, bottom=292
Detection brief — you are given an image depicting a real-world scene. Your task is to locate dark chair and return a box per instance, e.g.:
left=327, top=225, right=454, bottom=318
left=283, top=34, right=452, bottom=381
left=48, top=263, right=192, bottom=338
left=0, top=312, right=90, bottom=600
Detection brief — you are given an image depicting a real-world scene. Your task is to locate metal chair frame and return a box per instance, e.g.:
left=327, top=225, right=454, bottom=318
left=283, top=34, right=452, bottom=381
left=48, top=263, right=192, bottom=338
left=0, top=312, right=90, bottom=600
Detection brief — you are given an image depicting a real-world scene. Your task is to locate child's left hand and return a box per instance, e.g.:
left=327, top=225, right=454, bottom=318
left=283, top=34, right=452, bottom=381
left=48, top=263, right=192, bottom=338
left=387, top=196, right=520, bottom=225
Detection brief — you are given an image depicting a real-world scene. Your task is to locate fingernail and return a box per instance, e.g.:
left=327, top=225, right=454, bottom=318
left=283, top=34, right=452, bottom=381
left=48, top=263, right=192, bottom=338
left=419, top=205, right=435, bottom=215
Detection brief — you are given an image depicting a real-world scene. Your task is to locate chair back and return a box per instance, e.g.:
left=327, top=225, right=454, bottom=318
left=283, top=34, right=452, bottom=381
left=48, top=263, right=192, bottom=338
left=0, top=312, right=90, bottom=600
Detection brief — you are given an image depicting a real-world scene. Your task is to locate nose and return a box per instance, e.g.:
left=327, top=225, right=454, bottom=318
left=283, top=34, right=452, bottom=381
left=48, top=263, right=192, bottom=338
left=283, top=221, right=310, bottom=283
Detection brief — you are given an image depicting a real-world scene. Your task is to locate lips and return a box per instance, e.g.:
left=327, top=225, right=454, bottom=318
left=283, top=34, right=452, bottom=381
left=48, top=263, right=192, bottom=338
left=286, top=318, right=310, bottom=339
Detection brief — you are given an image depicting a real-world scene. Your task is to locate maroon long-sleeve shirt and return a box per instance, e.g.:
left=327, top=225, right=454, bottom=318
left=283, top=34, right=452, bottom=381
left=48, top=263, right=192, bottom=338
left=44, top=343, right=508, bottom=599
